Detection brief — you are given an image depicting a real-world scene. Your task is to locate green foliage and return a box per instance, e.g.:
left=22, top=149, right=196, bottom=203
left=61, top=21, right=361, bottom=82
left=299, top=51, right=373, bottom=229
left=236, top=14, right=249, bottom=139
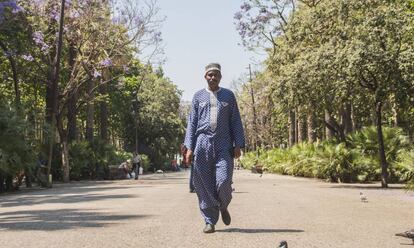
left=239, top=151, right=258, bottom=171
left=395, top=149, right=414, bottom=189
left=69, top=139, right=132, bottom=180
left=236, top=0, right=414, bottom=188
left=0, top=101, right=34, bottom=177
left=138, top=154, right=150, bottom=172
left=348, top=126, right=411, bottom=182
left=110, top=62, right=185, bottom=166
left=242, top=127, right=413, bottom=183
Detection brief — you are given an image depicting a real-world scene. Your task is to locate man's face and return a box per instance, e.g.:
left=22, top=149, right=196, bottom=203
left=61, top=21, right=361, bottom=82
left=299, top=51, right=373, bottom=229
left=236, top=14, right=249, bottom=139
left=204, top=70, right=221, bottom=90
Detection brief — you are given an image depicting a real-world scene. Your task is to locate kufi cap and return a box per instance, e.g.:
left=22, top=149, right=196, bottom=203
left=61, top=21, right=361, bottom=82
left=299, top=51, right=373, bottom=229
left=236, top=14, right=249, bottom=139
left=205, top=63, right=221, bottom=74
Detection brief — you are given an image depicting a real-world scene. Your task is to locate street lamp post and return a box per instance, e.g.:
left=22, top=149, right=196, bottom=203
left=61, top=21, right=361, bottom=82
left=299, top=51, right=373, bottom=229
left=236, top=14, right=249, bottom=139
left=247, top=64, right=259, bottom=156
left=131, top=94, right=139, bottom=154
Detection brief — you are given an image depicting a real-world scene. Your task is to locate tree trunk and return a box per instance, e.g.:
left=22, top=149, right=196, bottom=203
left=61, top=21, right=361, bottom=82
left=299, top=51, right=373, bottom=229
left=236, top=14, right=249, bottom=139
left=86, top=79, right=95, bottom=143
left=0, top=41, right=20, bottom=109
left=307, top=111, right=316, bottom=143
left=325, top=110, right=335, bottom=139
left=61, top=138, right=70, bottom=183
left=5, top=175, right=13, bottom=191
left=248, top=65, right=258, bottom=151
left=45, top=77, right=54, bottom=128
left=392, top=101, right=400, bottom=127
left=376, top=101, right=388, bottom=188
left=0, top=173, right=4, bottom=193
left=67, top=43, right=78, bottom=142
left=99, top=83, right=108, bottom=141
left=341, top=101, right=353, bottom=134
left=10, top=56, right=20, bottom=108
left=289, top=110, right=296, bottom=147
left=67, top=93, right=78, bottom=142
left=46, top=0, right=66, bottom=184
left=295, top=109, right=299, bottom=144
left=351, top=102, right=358, bottom=131
left=57, top=115, right=70, bottom=182
left=297, top=108, right=307, bottom=143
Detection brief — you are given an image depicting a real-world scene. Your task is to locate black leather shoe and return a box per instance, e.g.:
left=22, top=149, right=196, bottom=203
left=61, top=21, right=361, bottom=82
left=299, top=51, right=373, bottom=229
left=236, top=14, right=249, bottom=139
left=203, top=224, right=215, bottom=233
left=221, top=208, right=231, bottom=225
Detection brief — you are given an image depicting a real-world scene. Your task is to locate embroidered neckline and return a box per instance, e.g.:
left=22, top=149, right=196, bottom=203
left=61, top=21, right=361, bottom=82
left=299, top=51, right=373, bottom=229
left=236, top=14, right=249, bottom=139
left=205, top=87, right=221, bottom=94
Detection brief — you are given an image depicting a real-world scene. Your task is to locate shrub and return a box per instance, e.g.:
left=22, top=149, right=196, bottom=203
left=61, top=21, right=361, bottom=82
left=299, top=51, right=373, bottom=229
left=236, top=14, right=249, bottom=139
left=0, top=102, right=35, bottom=191
left=395, top=149, right=414, bottom=187
left=241, top=126, right=413, bottom=185
left=69, top=139, right=133, bottom=180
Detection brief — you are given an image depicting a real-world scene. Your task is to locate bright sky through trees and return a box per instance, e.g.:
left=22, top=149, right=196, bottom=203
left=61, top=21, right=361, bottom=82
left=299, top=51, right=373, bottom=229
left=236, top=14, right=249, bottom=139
left=157, top=0, right=265, bottom=101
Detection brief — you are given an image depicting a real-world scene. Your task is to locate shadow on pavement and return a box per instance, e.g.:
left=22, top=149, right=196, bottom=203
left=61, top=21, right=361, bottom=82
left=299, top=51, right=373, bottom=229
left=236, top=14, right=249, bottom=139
left=0, top=209, right=148, bottom=231
left=216, top=228, right=304, bottom=233
left=143, top=177, right=189, bottom=181
left=326, top=184, right=405, bottom=190
left=1, top=193, right=136, bottom=207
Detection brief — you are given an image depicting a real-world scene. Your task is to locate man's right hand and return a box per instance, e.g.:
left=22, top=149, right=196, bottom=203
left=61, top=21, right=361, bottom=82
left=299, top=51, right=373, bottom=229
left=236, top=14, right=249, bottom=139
left=185, top=149, right=193, bottom=164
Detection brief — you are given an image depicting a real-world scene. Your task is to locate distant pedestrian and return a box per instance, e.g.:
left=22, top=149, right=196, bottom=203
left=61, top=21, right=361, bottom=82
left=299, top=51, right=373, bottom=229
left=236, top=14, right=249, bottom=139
left=171, top=159, right=177, bottom=171
left=132, top=152, right=141, bottom=180
left=119, top=160, right=132, bottom=178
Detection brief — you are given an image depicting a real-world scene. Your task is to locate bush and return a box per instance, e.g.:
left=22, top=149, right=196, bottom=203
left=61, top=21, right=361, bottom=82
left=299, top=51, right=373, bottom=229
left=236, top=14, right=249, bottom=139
left=69, top=141, right=95, bottom=180
left=241, top=126, right=413, bottom=185
left=0, top=102, right=35, bottom=191
left=69, top=139, right=133, bottom=180
left=139, top=154, right=150, bottom=172
left=239, top=151, right=258, bottom=170
left=395, top=149, right=414, bottom=187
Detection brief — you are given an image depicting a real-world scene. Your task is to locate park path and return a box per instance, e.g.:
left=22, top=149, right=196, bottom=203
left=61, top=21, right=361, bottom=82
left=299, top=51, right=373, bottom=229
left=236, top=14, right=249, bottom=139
left=0, top=170, right=413, bottom=248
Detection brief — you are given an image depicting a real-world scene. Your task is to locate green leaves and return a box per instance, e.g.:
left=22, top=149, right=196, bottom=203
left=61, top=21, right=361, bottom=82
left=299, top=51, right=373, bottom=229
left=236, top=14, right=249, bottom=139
left=0, top=101, right=35, bottom=176
left=241, top=126, right=413, bottom=183
left=108, top=62, right=184, bottom=167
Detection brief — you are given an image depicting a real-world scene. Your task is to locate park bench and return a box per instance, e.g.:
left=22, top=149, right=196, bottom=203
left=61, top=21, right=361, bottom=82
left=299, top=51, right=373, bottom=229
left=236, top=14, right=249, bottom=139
left=108, top=165, right=128, bottom=180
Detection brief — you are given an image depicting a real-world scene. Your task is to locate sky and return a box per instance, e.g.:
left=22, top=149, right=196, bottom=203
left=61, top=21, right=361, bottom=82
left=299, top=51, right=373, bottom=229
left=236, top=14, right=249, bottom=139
left=156, top=0, right=265, bottom=101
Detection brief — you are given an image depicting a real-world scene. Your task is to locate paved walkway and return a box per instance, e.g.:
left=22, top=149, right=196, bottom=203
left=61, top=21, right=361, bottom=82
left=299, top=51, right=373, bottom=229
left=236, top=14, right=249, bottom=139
left=0, top=170, right=413, bottom=248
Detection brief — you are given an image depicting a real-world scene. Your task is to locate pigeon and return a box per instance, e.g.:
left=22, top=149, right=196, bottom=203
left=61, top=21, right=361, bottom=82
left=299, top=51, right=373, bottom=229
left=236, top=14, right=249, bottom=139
left=396, top=229, right=414, bottom=244
left=278, top=240, right=288, bottom=248
left=360, top=192, right=368, bottom=202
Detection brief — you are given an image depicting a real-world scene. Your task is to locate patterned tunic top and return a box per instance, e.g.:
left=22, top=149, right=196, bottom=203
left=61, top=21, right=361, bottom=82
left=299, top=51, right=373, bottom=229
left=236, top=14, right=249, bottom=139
left=184, top=87, right=245, bottom=152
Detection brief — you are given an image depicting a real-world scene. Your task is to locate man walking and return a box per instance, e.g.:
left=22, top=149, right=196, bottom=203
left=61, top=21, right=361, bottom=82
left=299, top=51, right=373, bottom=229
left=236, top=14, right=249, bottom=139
left=184, top=63, right=245, bottom=233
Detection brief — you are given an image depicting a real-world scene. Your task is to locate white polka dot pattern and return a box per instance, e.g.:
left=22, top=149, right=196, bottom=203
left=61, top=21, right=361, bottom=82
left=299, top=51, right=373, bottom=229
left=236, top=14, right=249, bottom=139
left=184, top=87, right=245, bottom=225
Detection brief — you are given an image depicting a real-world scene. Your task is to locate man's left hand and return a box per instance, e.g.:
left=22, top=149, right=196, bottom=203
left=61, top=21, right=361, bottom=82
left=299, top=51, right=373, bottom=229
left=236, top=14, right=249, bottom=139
left=233, top=147, right=241, bottom=159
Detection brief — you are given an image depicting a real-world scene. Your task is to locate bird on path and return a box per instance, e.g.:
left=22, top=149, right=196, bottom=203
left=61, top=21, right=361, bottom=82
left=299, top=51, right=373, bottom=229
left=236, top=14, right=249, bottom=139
left=278, top=240, right=288, bottom=248
left=359, top=192, right=368, bottom=202
left=396, top=229, right=414, bottom=244
left=156, top=169, right=165, bottom=176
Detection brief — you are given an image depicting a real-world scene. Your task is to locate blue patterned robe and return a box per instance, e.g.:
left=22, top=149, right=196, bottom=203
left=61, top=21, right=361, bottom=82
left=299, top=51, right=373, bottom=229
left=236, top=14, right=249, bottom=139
left=184, top=87, right=245, bottom=225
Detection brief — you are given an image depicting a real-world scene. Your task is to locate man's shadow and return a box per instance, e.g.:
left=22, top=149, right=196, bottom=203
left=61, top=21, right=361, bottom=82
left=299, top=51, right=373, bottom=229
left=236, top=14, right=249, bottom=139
left=216, top=228, right=304, bottom=233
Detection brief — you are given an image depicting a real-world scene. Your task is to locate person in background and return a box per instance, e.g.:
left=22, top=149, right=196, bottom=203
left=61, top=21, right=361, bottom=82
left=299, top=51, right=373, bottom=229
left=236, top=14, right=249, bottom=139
left=132, top=152, right=141, bottom=180
left=119, top=160, right=131, bottom=178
